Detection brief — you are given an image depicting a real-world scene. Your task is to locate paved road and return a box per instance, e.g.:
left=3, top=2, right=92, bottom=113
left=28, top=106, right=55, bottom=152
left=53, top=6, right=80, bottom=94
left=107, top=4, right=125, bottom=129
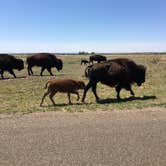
left=0, top=108, right=166, bottom=166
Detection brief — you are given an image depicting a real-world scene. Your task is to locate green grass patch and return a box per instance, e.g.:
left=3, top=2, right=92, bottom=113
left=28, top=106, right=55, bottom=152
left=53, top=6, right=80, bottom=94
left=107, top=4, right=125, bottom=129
left=0, top=54, right=166, bottom=113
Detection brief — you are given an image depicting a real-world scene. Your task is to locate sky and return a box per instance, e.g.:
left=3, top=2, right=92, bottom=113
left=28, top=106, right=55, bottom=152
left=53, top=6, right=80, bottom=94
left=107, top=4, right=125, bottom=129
left=0, top=0, right=166, bottom=53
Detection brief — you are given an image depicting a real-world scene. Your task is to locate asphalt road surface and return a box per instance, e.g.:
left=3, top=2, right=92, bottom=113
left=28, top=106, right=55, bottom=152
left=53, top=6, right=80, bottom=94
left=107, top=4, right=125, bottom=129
left=0, top=107, right=166, bottom=166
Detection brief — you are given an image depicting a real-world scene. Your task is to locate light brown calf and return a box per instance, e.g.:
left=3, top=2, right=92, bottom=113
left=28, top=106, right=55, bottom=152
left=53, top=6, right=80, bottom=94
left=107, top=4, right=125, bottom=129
left=40, top=79, right=85, bottom=106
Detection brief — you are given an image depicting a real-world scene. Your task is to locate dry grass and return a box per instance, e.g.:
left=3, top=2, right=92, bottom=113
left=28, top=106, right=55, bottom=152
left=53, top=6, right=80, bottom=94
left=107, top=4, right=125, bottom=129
left=0, top=54, right=166, bottom=113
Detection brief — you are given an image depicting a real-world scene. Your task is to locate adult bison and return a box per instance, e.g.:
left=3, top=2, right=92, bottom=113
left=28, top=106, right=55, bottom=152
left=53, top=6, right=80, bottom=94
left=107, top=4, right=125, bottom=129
left=89, top=55, right=107, bottom=64
left=82, top=58, right=146, bottom=102
left=26, top=53, right=63, bottom=76
left=0, top=54, right=24, bottom=79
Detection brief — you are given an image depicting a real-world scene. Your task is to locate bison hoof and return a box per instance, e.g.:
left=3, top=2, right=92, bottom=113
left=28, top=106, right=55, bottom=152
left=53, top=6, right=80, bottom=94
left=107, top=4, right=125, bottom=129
left=96, top=98, right=100, bottom=103
left=81, top=99, right=85, bottom=103
left=117, top=97, right=121, bottom=101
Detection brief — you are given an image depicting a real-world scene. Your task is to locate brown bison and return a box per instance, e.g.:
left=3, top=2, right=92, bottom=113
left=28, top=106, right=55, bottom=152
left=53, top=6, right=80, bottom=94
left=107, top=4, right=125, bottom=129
left=82, top=58, right=146, bottom=102
left=26, top=53, right=63, bottom=76
left=81, top=59, right=89, bottom=65
left=40, top=78, right=85, bottom=106
left=89, top=55, right=107, bottom=64
left=0, top=54, right=24, bottom=79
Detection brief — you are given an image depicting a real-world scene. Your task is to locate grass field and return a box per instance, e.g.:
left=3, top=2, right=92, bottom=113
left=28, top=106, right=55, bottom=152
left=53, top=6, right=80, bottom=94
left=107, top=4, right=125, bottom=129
left=0, top=54, right=166, bottom=113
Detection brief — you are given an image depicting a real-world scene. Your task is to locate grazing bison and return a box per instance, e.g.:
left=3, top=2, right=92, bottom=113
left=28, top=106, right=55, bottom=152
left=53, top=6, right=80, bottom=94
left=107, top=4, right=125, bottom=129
left=40, top=78, right=85, bottom=106
left=26, top=53, right=63, bottom=76
left=89, top=55, right=107, bottom=64
left=81, top=59, right=89, bottom=65
left=0, top=54, right=24, bottom=79
left=82, top=58, right=146, bottom=102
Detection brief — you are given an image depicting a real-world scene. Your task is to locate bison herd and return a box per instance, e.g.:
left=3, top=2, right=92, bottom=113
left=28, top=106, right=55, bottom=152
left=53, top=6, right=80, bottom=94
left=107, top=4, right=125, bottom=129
left=0, top=53, right=146, bottom=105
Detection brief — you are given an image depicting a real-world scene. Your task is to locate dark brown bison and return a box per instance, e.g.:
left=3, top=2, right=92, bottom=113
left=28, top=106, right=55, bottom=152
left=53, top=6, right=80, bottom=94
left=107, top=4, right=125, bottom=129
left=0, top=54, right=24, bottom=79
left=26, top=53, right=63, bottom=76
left=89, top=55, right=107, bottom=64
left=40, top=78, right=85, bottom=106
left=82, top=58, right=146, bottom=102
left=81, top=59, right=89, bottom=65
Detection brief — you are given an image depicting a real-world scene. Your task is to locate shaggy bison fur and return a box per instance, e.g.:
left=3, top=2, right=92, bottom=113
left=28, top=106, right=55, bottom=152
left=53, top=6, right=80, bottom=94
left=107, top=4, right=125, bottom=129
left=82, top=58, right=146, bottom=102
left=26, top=53, right=63, bottom=76
left=40, top=78, right=85, bottom=106
left=0, top=54, right=24, bottom=79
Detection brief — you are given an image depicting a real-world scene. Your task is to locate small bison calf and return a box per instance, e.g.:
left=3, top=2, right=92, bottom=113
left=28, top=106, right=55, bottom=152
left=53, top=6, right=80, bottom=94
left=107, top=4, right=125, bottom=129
left=40, top=79, right=85, bottom=106
left=81, top=59, right=89, bottom=65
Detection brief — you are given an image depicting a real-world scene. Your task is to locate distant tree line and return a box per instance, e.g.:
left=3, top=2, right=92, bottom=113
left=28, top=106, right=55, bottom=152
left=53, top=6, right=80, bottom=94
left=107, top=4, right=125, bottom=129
left=78, top=51, right=95, bottom=55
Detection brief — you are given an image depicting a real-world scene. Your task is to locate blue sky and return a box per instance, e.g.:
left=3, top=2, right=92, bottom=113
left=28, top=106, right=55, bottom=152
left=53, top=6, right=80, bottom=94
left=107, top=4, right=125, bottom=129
left=0, top=0, right=166, bottom=53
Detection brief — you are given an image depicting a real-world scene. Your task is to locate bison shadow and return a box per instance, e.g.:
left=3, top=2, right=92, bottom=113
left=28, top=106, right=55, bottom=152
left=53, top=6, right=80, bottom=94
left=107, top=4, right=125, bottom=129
left=41, top=102, right=92, bottom=107
left=29, top=73, right=66, bottom=77
left=97, top=95, right=157, bottom=104
left=0, top=76, right=27, bottom=80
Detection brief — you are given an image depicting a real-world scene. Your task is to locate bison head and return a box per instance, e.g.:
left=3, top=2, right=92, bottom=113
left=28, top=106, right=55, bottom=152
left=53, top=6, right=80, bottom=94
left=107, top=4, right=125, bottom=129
left=55, top=58, right=63, bottom=71
left=15, top=59, right=24, bottom=71
left=135, top=65, right=146, bottom=86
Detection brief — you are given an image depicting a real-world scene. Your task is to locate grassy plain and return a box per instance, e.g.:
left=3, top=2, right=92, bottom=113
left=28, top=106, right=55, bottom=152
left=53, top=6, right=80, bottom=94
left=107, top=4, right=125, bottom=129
left=0, top=54, right=166, bottom=113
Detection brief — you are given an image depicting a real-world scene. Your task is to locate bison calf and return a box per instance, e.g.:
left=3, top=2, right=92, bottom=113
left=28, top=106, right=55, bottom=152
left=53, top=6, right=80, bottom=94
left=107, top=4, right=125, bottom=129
left=81, top=59, right=89, bottom=65
left=40, top=79, right=85, bottom=106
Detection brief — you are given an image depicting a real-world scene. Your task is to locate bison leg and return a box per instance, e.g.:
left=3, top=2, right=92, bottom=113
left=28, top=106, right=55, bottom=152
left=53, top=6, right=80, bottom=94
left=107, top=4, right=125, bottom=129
left=82, top=81, right=99, bottom=102
left=47, top=68, right=54, bottom=76
left=49, top=91, right=57, bottom=106
left=82, top=82, right=92, bottom=102
left=130, top=89, right=135, bottom=96
left=71, top=91, right=80, bottom=101
left=27, top=66, right=33, bottom=75
left=125, top=85, right=135, bottom=97
left=92, top=83, right=100, bottom=101
left=40, top=91, right=50, bottom=106
left=40, top=67, right=46, bottom=76
left=67, top=93, right=72, bottom=104
left=8, top=69, right=16, bottom=78
left=76, top=91, right=80, bottom=101
left=115, top=85, right=122, bottom=99
left=30, top=68, right=33, bottom=75
left=0, top=70, right=4, bottom=79
left=27, top=66, right=31, bottom=75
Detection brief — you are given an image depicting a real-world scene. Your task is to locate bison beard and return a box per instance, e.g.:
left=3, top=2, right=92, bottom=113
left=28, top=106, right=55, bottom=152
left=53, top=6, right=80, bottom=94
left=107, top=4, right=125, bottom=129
left=82, top=58, right=146, bottom=102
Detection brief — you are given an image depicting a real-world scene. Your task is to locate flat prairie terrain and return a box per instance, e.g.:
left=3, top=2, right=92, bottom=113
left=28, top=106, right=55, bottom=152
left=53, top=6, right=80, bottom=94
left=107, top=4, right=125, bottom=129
left=0, top=54, right=166, bottom=113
